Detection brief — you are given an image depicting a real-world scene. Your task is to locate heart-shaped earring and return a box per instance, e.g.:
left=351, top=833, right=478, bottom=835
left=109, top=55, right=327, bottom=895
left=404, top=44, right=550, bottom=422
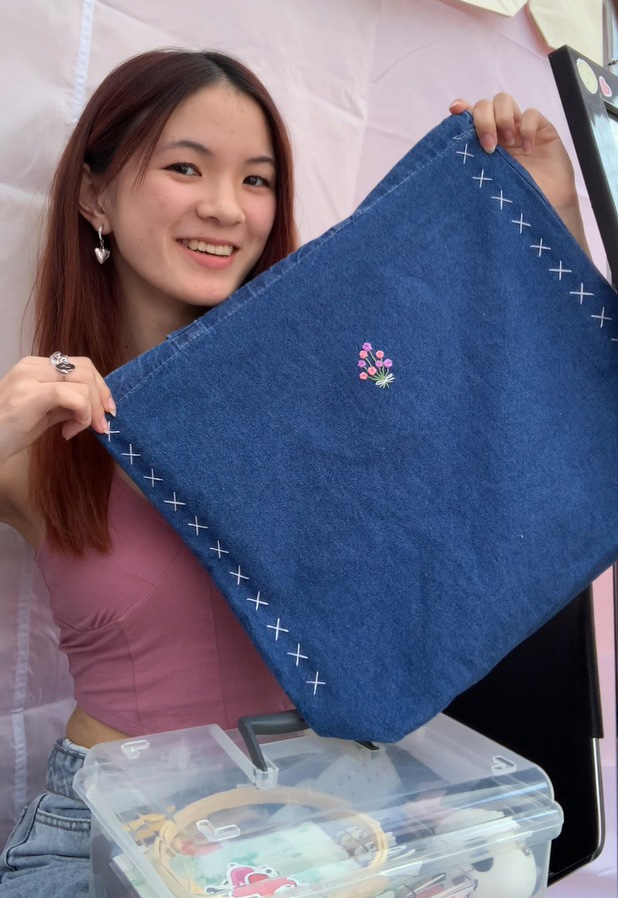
left=95, top=225, right=110, bottom=264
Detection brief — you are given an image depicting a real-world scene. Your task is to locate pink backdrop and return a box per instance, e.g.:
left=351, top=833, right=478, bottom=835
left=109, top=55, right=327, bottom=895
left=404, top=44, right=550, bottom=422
left=0, top=1, right=614, bottom=892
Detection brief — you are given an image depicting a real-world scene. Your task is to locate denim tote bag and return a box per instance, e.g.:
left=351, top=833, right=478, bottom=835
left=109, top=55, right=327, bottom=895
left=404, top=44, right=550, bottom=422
left=99, top=111, right=618, bottom=742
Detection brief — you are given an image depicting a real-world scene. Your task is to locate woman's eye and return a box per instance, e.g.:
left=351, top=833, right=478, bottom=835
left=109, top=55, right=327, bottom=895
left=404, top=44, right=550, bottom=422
left=167, top=162, right=199, bottom=176
left=244, top=174, right=270, bottom=188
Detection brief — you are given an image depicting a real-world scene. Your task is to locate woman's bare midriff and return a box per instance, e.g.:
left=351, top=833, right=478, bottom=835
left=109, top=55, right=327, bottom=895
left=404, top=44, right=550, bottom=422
left=66, top=706, right=130, bottom=749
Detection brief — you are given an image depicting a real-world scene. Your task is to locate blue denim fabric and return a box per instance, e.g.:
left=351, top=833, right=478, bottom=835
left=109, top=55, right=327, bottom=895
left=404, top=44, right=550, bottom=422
left=99, top=111, right=618, bottom=742
left=0, top=741, right=90, bottom=896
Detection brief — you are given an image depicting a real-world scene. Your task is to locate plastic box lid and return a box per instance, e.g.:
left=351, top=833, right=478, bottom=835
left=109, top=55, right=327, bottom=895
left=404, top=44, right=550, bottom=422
left=74, top=713, right=563, bottom=898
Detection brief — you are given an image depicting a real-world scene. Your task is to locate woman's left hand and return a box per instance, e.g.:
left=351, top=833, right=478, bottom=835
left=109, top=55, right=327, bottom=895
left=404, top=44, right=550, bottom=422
left=449, top=94, right=589, bottom=253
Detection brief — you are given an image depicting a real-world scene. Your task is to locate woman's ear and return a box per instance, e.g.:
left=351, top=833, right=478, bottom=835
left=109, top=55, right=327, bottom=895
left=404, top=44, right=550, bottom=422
left=79, top=163, right=110, bottom=232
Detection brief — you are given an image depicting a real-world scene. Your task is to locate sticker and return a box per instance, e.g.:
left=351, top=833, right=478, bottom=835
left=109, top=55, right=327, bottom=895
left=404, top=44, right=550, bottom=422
left=220, top=863, right=299, bottom=897
left=576, top=58, right=598, bottom=94
left=600, top=75, right=613, bottom=98
left=170, top=821, right=359, bottom=894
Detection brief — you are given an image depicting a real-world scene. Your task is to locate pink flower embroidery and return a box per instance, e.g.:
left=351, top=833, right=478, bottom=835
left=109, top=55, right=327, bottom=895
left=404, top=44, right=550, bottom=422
left=357, top=343, right=395, bottom=388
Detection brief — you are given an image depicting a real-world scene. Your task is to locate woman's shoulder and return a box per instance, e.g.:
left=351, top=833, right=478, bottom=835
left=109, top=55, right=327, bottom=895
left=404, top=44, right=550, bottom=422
left=0, top=450, right=44, bottom=548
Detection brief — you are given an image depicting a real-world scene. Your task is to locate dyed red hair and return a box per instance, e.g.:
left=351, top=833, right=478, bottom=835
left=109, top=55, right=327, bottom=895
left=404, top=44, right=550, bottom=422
left=30, top=49, right=297, bottom=553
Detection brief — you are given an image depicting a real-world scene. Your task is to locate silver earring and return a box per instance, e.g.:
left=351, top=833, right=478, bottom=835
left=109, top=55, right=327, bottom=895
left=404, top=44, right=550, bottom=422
left=94, top=225, right=110, bottom=264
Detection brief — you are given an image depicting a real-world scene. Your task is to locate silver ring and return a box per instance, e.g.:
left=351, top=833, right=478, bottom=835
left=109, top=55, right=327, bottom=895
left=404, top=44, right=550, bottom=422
left=50, top=351, right=76, bottom=377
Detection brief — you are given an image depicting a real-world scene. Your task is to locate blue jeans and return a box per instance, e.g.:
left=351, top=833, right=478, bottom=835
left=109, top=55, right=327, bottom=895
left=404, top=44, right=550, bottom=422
left=0, top=741, right=90, bottom=896
left=100, top=111, right=618, bottom=743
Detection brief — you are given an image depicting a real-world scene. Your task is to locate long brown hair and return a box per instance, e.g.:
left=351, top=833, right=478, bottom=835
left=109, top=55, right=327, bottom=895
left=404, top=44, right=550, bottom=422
left=30, top=49, right=297, bottom=554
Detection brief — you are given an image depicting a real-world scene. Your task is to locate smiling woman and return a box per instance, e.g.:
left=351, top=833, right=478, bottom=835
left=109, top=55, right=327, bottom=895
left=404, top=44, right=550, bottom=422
left=0, top=49, right=297, bottom=898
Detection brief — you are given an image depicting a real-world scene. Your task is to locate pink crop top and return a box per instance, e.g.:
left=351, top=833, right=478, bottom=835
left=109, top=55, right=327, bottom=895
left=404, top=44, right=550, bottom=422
left=35, top=473, right=291, bottom=736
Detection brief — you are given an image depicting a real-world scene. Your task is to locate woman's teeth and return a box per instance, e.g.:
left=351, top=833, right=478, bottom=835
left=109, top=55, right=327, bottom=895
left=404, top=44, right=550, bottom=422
left=182, top=239, right=234, bottom=256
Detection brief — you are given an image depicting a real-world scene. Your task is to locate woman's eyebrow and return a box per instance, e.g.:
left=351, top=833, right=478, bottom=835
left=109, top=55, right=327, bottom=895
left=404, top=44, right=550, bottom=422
left=246, top=155, right=276, bottom=167
left=160, top=139, right=275, bottom=166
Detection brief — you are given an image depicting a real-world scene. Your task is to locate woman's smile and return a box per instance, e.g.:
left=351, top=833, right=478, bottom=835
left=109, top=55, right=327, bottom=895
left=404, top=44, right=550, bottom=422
left=177, top=237, right=237, bottom=269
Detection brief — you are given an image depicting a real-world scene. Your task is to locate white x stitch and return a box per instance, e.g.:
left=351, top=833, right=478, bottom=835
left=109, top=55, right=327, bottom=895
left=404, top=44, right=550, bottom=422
left=288, top=644, right=309, bottom=666
left=569, top=283, right=594, bottom=305
left=143, top=468, right=163, bottom=487
left=121, top=444, right=140, bottom=465
left=530, top=238, right=551, bottom=257
left=591, top=307, right=612, bottom=328
left=306, top=672, right=326, bottom=695
left=511, top=213, right=531, bottom=234
left=456, top=144, right=474, bottom=163
left=164, top=492, right=185, bottom=511
left=490, top=190, right=513, bottom=210
left=247, top=591, right=268, bottom=610
left=549, top=261, right=572, bottom=281
left=229, top=565, right=250, bottom=585
left=267, top=618, right=289, bottom=640
left=472, top=169, right=493, bottom=188
left=187, top=516, right=208, bottom=535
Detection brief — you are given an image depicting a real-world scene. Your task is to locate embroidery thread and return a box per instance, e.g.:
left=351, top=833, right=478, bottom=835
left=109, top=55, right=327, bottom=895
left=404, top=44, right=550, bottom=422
left=358, top=342, right=395, bottom=388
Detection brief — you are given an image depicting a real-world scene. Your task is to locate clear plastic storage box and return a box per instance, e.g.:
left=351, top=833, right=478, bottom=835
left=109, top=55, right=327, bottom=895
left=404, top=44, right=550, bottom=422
left=74, top=713, right=563, bottom=898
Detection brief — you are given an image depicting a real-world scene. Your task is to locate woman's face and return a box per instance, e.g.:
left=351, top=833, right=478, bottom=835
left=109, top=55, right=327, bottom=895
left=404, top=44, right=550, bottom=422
left=98, top=83, right=277, bottom=338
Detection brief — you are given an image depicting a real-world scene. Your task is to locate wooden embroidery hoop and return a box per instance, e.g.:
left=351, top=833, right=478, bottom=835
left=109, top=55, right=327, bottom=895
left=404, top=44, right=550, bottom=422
left=152, top=785, right=390, bottom=898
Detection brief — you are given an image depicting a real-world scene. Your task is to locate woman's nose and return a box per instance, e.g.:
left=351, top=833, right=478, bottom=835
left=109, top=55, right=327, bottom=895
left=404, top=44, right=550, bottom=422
left=196, top=180, right=244, bottom=225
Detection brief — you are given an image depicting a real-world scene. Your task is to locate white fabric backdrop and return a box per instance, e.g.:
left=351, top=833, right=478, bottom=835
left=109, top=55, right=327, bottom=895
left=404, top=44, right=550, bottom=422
left=0, top=1, right=614, bottom=892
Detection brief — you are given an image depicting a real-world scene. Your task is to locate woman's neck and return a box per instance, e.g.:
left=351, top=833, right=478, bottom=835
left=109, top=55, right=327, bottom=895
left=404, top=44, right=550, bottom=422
left=118, top=293, right=205, bottom=362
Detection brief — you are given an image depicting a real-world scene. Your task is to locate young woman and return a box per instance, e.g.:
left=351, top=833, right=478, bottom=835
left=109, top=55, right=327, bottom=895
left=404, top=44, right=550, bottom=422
left=0, top=48, right=587, bottom=896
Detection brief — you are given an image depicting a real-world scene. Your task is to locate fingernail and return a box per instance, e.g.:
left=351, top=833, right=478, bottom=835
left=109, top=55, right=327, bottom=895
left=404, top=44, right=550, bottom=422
left=100, top=416, right=110, bottom=433
left=480, top=134, right=496, bottom=153
left=107, top=398, right=117, bottom=417
left=502, top=129, right=515, bottom=146
left=522, top=138, right=532, bottom=154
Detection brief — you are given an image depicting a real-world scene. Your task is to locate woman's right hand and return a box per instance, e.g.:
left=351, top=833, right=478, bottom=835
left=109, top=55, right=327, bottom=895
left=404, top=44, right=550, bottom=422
left=0, top=356, right=115, bottom=464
